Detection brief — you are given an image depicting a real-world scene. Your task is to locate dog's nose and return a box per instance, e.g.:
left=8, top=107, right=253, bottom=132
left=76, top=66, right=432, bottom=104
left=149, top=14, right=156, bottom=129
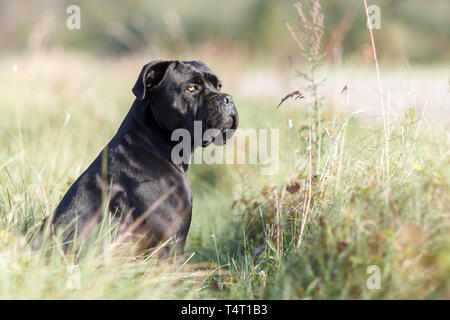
left=224, top=95, right=232, bottom=105
left=216, top=94, right=233, bottom=106
left=213, top=93, right=238, bottom=131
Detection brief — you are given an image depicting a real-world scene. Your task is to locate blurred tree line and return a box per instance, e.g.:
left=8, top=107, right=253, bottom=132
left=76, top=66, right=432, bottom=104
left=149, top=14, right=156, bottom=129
left=0, top=0, right=448, bottom=63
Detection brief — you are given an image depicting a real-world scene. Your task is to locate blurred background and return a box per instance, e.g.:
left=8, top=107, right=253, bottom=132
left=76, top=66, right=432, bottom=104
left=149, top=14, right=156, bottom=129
left=1, top=0, right=449, bottom=63
left=0, top=0, right=449, bottom=299
left=1, top=0, right=448, bottom=119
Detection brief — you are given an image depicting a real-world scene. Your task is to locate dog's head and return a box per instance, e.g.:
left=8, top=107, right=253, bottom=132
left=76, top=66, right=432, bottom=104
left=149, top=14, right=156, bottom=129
left=133, top=60, right=238, bottom=147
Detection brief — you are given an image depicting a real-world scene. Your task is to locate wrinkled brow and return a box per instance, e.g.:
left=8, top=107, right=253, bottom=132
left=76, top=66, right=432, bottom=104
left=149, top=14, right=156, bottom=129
left=204, top=72, right=221, bottom=87
left=189, top=72, right=221, bottom=87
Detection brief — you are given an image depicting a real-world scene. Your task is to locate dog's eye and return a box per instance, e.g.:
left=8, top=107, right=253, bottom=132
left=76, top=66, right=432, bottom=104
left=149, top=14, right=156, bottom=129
left=186, top=85, right=197, bottom=93
left=216, top=84, right=222, bottom=91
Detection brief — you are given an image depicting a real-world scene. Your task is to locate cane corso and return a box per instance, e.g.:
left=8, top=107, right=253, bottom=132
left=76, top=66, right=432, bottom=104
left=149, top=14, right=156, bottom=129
left=40, top=60, right=238, bottom=257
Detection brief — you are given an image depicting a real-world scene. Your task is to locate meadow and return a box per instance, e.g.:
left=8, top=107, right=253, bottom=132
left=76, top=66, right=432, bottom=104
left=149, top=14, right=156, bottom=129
left=0, top=48, right=448, bottom=299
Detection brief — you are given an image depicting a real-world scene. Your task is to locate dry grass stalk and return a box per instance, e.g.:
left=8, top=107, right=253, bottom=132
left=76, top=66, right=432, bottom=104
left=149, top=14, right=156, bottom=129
left=363, top=0, right=390, bottom=188
left=274, top=190, right=281, bottom=257
left=297, top=113, right=313, bottom=248
left=277, top=90, right=305, bottom=109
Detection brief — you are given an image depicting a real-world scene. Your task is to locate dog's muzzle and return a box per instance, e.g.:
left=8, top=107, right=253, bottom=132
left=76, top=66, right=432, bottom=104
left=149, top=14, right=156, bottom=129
left=203, top=94, right=239, bottom=146
left=217, top=94, right=238, bottom=131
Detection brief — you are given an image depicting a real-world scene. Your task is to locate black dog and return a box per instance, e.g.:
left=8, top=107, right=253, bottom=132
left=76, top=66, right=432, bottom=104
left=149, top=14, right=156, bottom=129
left=40, top=60, right=238, bottom=257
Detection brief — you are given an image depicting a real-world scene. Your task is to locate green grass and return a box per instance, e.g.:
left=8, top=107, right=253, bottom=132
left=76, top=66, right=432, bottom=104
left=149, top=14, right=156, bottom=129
left=0, top=53, right=448, bottom=299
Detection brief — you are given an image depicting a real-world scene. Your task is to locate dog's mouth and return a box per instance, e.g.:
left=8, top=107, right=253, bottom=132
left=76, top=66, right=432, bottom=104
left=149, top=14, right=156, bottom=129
left=222, top=115, right=237, bottom=131
left=202, top=115, right=238, bottom=147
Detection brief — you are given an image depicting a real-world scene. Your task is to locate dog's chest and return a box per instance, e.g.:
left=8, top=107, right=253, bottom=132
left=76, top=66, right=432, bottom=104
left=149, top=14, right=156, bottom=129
left=128, top=171, right=192, bottom=211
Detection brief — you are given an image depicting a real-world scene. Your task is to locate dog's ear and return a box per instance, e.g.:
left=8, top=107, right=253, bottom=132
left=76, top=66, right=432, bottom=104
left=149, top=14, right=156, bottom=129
left=132, top=61, right=172, bottom=100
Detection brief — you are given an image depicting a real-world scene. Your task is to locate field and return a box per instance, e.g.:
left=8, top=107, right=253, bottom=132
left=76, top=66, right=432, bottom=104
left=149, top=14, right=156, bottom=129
left=0, top=50, right=449, bottom=299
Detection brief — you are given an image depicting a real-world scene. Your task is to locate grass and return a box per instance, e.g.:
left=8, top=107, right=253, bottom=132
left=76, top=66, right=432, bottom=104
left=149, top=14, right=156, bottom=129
left=0, top=51, right=449, bottom=299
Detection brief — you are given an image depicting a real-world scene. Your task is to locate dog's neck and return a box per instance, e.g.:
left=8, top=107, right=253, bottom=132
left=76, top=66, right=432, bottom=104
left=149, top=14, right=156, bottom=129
left=113, top=99, right=192, bottom=174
